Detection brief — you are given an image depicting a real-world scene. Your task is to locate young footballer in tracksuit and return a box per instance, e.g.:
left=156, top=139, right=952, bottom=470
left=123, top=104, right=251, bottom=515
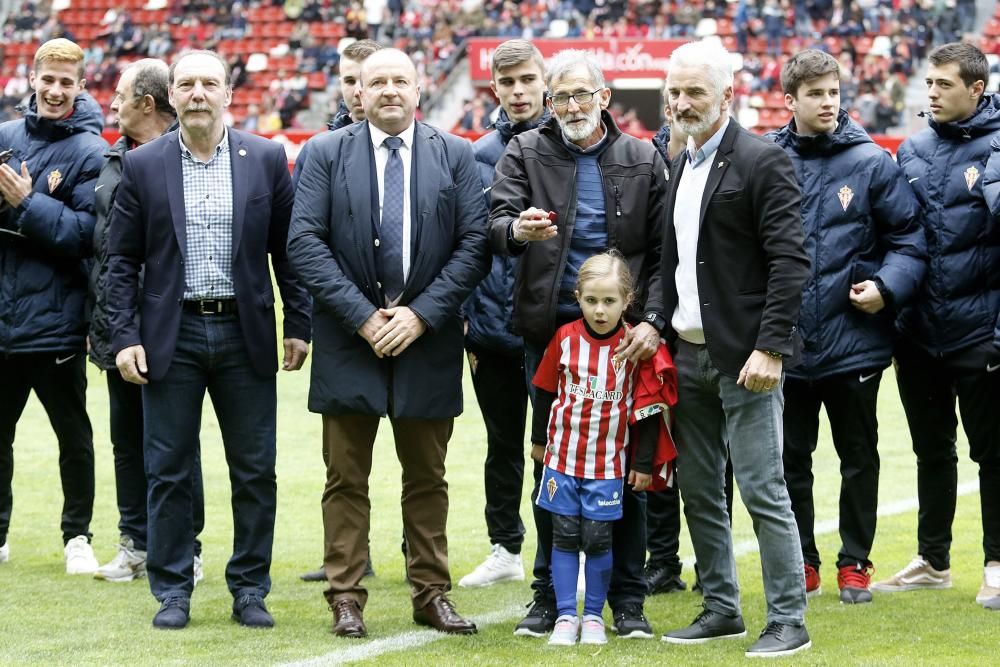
left=875, top=43, right=1000, bottom=609
left=458, top=39, right=551, bottom=589
left=767, top=49, right=927, bottom=604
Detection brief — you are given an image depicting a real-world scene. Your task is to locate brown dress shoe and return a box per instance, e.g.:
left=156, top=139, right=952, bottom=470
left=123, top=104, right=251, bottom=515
left=413, top=595, right=477, bottom=634
left=331, top=599, right=367, bottom=638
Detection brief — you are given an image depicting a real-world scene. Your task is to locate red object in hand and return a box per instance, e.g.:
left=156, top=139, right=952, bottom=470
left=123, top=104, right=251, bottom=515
left=547, top=211, right=557, bottom=222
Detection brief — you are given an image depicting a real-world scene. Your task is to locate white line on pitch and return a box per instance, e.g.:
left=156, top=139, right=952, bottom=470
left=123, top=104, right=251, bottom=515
left=283, top=605, right=524, bottom=667
left=283, top=480, right=981, bottom=667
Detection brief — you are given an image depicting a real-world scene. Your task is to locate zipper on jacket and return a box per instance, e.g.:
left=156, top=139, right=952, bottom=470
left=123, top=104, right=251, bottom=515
left=613, top=183, right=622, bottom=217
left=547, top=161, right=578, bottom=334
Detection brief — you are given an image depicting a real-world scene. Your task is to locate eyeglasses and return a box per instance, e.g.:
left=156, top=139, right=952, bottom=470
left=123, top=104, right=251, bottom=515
left=549, top=88, right=603, bottom=107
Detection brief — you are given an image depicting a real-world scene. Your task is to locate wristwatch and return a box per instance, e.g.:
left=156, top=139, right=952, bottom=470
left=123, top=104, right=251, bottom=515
left=643, top=312, right=667, bottom=333
left=762, top=350, right=783, bottom=359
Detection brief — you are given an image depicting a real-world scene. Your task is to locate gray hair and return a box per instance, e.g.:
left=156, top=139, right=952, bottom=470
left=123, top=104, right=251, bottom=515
left=667, top=41, right=733, bottom=96
left=169, top=49, right=231, bottom=87
left=125, top=58, right=175, bottom=117
left=545, top=49, right=605, bottom=91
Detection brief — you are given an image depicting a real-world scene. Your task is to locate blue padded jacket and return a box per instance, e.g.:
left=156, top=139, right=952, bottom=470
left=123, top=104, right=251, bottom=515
left=899, top=94, right=1000, bottom=356
left=769, top=111, right=926, bottom=378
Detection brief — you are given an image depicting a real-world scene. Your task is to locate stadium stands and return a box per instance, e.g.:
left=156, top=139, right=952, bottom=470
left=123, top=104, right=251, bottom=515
left=0, top=0, right=987, bottom=135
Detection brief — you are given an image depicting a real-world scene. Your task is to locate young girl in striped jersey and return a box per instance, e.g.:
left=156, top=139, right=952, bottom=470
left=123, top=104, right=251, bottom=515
left=531, top=251, right=664, bottom=646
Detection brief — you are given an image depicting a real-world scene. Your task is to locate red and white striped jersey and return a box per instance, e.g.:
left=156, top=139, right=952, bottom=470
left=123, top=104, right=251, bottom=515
left=533, top=320, right=638, bottom=480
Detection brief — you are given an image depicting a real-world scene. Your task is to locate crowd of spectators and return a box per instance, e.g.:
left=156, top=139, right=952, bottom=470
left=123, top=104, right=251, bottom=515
left=467, top=0, right=982, bottom=133
left=0, top=0, right=986, bottom=133
left=1, top=0, right=485, bottom=129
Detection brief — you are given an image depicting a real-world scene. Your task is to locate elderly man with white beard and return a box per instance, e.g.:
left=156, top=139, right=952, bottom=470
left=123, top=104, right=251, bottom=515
left=488, top=49, right=670, bottom=640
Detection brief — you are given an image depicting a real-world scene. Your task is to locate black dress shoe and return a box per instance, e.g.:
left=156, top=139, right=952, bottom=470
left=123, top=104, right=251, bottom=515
left=232, top=593, right=274, bottom=628
left=413, top=595, right=477, bottom=634
left=662, top=608, right=746, bottom=644
left=745, top=622, right=811, bottom=657
left=331, top=599, right=367, bottom=638
left=645, top=562, right=688, bottom=595
left=153, top=596, right=190, bottom=629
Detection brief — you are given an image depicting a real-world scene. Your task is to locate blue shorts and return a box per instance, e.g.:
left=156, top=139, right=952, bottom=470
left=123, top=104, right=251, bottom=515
left=536, top=467, right=624, bottom=521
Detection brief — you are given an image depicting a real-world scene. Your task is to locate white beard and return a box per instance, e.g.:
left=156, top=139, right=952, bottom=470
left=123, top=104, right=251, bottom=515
left=674, top=103, right=721, bottom=138
left=559, top=103, right=602, bottom=142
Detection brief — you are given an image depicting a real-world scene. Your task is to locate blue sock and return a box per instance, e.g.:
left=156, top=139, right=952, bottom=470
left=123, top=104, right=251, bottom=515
left=582, top=549, right=613, bottom=618
left=551, top=548, right=580, bottom=618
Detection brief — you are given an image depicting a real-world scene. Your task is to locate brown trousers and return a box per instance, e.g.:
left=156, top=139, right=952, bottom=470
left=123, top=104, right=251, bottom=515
left=321, top=413, right=453, bottom=610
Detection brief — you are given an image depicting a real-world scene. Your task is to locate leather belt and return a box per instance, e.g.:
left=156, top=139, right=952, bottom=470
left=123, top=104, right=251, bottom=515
left=182, top=299, right=238, bottom=315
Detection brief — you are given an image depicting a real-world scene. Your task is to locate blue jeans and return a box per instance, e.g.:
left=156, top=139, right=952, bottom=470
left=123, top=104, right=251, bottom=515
left=673, top=341, right=806, bottom=625
left=142, top=312, right=276, bottom=601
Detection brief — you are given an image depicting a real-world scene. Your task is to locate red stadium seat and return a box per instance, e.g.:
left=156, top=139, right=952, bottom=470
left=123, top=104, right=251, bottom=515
left=307, top=72, right=327, bottom=90
left=748, top=36, right=767, bottom=53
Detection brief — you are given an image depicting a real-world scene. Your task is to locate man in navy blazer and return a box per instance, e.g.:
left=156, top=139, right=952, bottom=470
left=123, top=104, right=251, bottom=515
left=288, top=48, right=488, bottom=638
left=107, top=50, right=311, bottom=630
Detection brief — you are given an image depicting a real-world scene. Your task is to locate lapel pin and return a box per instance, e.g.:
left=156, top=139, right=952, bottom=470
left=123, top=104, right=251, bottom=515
left=239, top=149, right=247, bottom=157
left=718, top=161, right=725, bottom=168
left=664, top=169, right=670, bottom=181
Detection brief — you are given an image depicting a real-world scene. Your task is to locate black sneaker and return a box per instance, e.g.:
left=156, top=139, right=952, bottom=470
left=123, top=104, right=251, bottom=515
left=745, top=622, right=811, bottom=657
left=645, top=562, right=688, bottom=595
left=513, top=598, right=556, bottom=637
left=661, top=607, right=746, bottom=644
left=232, top=593, right=274, bottom=628
left=153, top=596, right=190, bottom=629
left=610, top=603, right=654, bottom=639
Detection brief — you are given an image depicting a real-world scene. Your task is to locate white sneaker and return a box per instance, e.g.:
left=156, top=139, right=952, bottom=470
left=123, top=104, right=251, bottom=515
left=548, top=615, right=580, bottom=645
left=871, top=556, right=952, bottom=592
left=193, top=554, right=204, bottom=586
left=458, top=544, right=524, bottom=587
left=94, top=536, right=146, bottom=582
left=0, top=542, right=8, bottom=563
left=64, top=535, right=99, bottom=575
left=579, top=614, right=608, bottom=645
left=976, top=564, right=1000, bottom=608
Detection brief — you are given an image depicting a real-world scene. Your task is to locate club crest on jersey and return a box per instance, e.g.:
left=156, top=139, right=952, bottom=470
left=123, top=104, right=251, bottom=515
left=47, top=169, right=62, bottom=193
left=965, top=166, right=980, bottom=190
left=837, top=185, right=853, bottom=211
left=610, top=354, right=625, bottom=375
left=546, top=476, right=558, bottom=501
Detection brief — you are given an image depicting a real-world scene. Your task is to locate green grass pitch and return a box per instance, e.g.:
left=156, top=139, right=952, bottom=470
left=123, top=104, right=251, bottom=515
left=0, top=357, right=996, bottom=665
